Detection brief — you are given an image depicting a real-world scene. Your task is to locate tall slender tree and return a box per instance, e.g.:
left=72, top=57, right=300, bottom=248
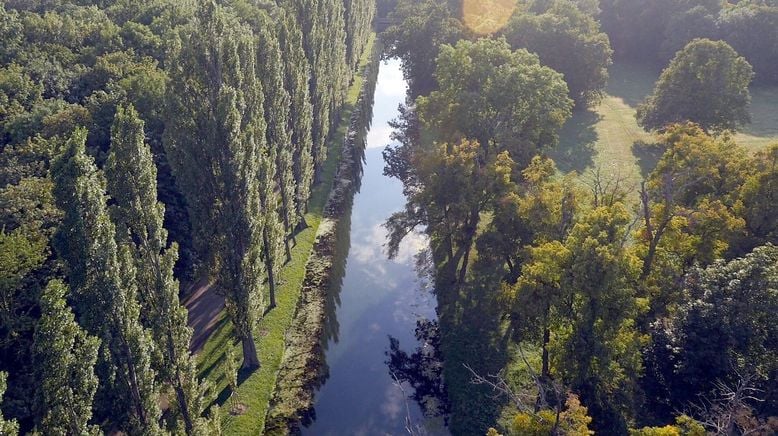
left=257, top=9, right=297, bottom=252
left=32, top=279, right=100, bottom=436
left=106, top=105, right=209, bottom=434
left=285, top=0, right=348, bottom=176
left=51, top=128, right=162, bottom=433
left=164, top=1, right=266, bottom=369
left=276, top=8, right=314, bottom=227
left=253, top=10, right=292, bottom=309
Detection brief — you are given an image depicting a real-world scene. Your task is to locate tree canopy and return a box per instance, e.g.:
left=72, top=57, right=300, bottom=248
left=636, top=39, right=754, bottom=133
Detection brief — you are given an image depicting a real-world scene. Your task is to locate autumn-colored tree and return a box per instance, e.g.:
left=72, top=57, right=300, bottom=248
left=636, top=124, right=748, bottom=311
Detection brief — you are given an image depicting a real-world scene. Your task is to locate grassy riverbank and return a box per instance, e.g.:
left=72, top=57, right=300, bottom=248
left=195, top=33, right=376, bottom=435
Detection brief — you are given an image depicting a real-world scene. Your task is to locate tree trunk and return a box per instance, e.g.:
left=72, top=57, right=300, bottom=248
left=542, top=327, right=550, bottom=381
left=284, top=237, right=292, bottom=263
left=262, top=229, right=277, bottom=312
left=458, top=243, right=471, bottom=284
left=241, top=333, right=260, bottom=369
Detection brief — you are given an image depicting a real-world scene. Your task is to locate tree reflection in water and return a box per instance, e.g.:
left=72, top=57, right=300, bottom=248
left=385, top=318, right=450, bottom=425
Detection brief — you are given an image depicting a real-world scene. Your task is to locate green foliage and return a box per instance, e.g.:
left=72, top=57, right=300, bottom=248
left=383, top=0, right=464, bottom=96
left=106, top=105, right=209, bottom=434
left=600, top=0, right=778, bottom=84
left=32, top=279, right=100, bottom=436
left=276, top=7, right=315, bottom=222
left=656, top=244, right=778, bottom=408
left=478, top=156, right=580, bottom=281
left=737, top=144, right=778, bottom=249
left=637, top=39, right=754, bottom=133
left=164, top=0, right=267, bottom=369
left=285, top=0, right=349, bottom=173
left=719, top=3, right=778, bottom=84
left=51, top=128, right=162, bottom=433
left=555, top=205, right=644, bottom=431
left=0, top=372, right=19, bottom=435
left=502, top=1, right=613, bottom=106
left=418, top=38, right=573, bottom=168
left=0, top=229, right=46, bottom=332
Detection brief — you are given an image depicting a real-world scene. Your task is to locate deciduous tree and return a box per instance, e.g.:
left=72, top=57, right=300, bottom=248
left=51, top=128, right=162, bottom=433
left=164, top=0, right=266, bottom=369
left=636, top=39, right=754, bottom=133
left=106, top=105, right=208, bottom=434
left=32, top=279, right=100, bottom=436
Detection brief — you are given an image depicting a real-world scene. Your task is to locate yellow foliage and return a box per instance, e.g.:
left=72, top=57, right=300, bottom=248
left=629, top=415, right=706, bottom=436
left=502, top=394, right=593, bottom=436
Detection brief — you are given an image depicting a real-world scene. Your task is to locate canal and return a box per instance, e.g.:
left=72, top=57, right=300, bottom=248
left=301, top=58, right=450, bottom=435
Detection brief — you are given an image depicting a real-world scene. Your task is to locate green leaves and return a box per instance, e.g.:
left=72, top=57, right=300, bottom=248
left=51, top=128, right=162, bottom=434
left=107, top=105, right=208, bottom=434
left=418, top=38, right=573, bottom=169
left=33, top=279, right=100, bottom=436
left=502, top=1, right=613, bottom=107
left=636, top=39, right=754, bottom=133
left=164, top=0, right=267, bottom=369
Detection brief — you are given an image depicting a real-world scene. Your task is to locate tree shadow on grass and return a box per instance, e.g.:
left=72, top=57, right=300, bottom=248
left=632, top=140, right=665, bottom=178
left=741, top=85, right=778, bottom=139
left=550, top=108, right=601, bottom=174
left=606, top=61, right=660, bottom=108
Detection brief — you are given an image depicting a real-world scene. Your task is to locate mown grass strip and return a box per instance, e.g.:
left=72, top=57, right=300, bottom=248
left=195, top=32, right=377, bottom=435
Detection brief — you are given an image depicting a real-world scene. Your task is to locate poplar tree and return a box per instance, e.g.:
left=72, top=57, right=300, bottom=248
left=0, top=372, right=18, bottom=435
left=253, top=10, right=292, bottom=309
left=106, top=105, right=208, bottom=434
left=32, top=279, right=100, bottom=436
left=276, top=8, right=314, bottom=225
left=324, top=0, right=349, bottom=129
left=51, top=128, right=162, bottom=434
left=256, top=10, right=297, bottom=241
left=296, top=0, right=331, bottom=173
left=344, top=0, right=376, bottom=71
left=164, top=1, right=266, bottom=369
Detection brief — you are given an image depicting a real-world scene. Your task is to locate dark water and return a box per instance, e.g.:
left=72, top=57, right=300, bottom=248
left=302, top=59, right=450, bottom=435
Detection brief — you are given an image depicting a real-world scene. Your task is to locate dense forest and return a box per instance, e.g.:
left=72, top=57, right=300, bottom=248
left=381, top=0, right=777, bottom=434
left=0, top=0, right=373, bottom=433
left=1, top=0, right=776, bottom=435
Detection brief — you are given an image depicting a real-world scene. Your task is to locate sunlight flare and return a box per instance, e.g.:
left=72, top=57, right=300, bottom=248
left=462, top=0, right=517, bottom=35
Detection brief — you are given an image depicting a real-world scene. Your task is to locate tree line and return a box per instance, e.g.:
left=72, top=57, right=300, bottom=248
left=0, top=0, right=374, bottom=434
left=382, top=0, right=777, bottom=434
left=600, top=0, right=778, bottom=84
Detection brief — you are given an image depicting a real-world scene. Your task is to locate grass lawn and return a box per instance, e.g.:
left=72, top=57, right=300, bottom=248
left=195, top=33, right=376, bottom=435
left=550, top=61, right=778, bottom=198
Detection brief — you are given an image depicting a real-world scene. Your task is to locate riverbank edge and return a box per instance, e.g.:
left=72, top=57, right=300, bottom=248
left=262, top=37, right=382, bottom=435
left=192, top=33, right=378, bottom=434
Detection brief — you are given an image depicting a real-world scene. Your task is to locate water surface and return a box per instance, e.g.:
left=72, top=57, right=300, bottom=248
left=302, top=58, right=449, bottom=435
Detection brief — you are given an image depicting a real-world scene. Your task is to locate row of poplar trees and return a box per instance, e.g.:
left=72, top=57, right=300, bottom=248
left=0, top=0, right=375, bottom=434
